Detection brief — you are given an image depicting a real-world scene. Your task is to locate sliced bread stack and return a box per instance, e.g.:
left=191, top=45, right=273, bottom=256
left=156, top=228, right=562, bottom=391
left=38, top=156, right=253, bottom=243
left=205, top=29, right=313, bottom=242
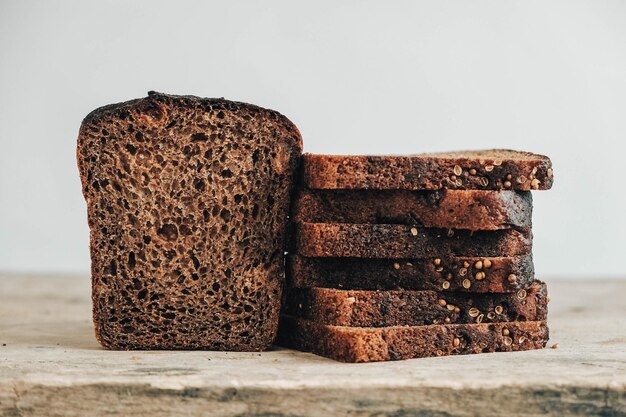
left=277, top=150, right=553, bottom=362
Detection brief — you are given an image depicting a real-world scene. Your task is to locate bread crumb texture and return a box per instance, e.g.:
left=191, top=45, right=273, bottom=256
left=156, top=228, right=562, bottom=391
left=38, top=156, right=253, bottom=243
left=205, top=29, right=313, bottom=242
left=77, top=92, right=302, bottom=350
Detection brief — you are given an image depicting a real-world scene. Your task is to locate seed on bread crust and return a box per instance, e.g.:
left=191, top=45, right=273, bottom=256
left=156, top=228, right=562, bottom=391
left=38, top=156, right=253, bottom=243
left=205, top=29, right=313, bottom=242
left=531, top=178, right=541, bottom=189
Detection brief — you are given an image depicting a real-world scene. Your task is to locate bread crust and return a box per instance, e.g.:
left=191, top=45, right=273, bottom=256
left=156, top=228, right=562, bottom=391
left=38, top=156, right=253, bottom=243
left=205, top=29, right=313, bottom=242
left=296, top=222, right=532, bottom=258
left=302, top=150, right=553, bottom=191
left=293, top=188, right=532, bottom=230
left=287, top=254, right=535, bottom=293
left=278, top=316, right=549, bottom=362
left=284, top=281, right=547, bottom=327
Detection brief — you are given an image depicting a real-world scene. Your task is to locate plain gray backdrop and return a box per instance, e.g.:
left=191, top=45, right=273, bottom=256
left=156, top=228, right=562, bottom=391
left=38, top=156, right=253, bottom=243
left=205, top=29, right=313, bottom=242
left=1, top=0, right=625, bottom=278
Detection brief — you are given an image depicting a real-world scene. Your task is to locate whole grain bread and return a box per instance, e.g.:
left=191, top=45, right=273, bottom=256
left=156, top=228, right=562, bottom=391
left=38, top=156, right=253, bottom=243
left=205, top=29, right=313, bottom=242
left=77, top=92, right=302, bottom=350
left=302, top=150, right=553, bottom=191
left=283, top=281, right=547, bottom=327
left=277, top=316, right=549, bottom=362
left=287, top=254, right=534, bottom=292
left=296, top=223, right=532, bottom=258
left=293, top=189, right=532, bottom=230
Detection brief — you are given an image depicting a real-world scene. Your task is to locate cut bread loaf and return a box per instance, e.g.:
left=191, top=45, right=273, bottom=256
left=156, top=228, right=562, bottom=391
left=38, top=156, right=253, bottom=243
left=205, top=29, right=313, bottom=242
left=283, top=281, right=547, bottom=327
left=293, top=189, right=532, bottom=230
left=77, top=92, right=302, bottom=350
left=302, top=150, right=553, bottom=191
left=278, top=316, right=549, bottom=362
left=288, top=254, right=534, bottom=293
left=296, top=222, right=532, bottom=258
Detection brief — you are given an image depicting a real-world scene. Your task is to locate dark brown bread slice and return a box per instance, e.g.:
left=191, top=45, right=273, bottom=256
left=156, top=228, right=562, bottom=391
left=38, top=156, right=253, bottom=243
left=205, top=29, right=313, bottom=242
left=293, top=189, right=532, bottom=230
left=302, top=150, right=553, bottom=191
left=288, top=254, right=534, bottom=293
left=296, top=223, right=532, bottom=258
left=283, top=281, right=547, bottom=327
left=277, top=316, right=549, bottom=362
left=77, top=92, right=302, bottom=350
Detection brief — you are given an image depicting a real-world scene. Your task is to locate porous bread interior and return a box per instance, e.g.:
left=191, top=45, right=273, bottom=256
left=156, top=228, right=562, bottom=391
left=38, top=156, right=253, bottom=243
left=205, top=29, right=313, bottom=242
left=78, top=93, right=301, bottom=349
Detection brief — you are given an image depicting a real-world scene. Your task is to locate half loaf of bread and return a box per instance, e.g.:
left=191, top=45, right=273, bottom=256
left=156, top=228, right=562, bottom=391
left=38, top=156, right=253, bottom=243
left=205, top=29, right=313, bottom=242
left=77, top=92, right=302, bottom=350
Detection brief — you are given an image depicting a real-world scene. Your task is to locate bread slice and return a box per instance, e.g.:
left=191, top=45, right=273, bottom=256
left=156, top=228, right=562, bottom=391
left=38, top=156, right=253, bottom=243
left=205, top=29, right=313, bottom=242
left=296, top=222, right=532, bottom=258
left=288, top=254, right=534, bottom=293
left=77, top=92, right=302, bottom=350
left=277, top=316, right=549, bottom=362
left=293, top=188, right=532, bottom=230
left=283, top=281, right=547, bottom=327
left=302, top=150, right=553, bottom=191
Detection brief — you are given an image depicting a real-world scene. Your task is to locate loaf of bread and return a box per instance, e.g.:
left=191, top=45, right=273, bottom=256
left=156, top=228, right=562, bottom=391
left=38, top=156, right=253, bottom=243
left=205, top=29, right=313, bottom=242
left=284, top=281, right=547, bottom=327
left=278, top=316, right=549, bottom=362
left=77, top=92, right=302, bottom=350
left=302, top=150, right=553, bottom=191
left=296, top=223, right=532, bottom=258
left=293, top=189, right=532, bottom=230
left=287, top=254, right=535, bottom=292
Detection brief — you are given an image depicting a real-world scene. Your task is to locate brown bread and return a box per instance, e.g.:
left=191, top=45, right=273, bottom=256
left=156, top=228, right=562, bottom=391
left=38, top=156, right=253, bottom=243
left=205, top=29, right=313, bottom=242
left=277, top=316, right=549, bottom=362
left=296, top=222, right=532, bottom=258
left=283, top=281, right=547, bottom=327
left=287, top=254, right=535, bottom=293
left=293, top=188, right=532, bottom=230
left=77, top=92, right=302, bottom=350
left=302, top=150, right=553, bottom=191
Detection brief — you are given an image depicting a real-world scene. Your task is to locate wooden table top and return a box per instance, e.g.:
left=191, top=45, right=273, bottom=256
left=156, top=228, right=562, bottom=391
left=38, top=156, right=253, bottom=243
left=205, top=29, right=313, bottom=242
left=0, top=274, right=624, bottom=416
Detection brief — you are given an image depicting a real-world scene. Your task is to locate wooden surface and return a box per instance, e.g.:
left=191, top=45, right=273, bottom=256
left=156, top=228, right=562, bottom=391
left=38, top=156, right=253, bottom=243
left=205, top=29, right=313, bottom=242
left=0, top=274, right=624, bottom=416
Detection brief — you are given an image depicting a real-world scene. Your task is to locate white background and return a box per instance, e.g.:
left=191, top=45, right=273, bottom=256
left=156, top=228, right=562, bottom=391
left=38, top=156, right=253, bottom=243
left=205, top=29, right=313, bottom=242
left=1, top=0, right=625, bottom=278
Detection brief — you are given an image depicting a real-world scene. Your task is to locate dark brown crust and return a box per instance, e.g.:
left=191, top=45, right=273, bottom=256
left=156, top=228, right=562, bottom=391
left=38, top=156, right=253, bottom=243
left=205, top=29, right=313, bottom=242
left=293, top=189, right=532, bottom=230
left=77, top=92, right=302, bottom=350
left=277, top=316, right=549, bottom=362
left=283, top=281, right=547, bottom=327
left=287, top=254, right=535, bottom=293
left=296, top=223, right=532, bottom=258
left=302, top=150, right=553, bottom=191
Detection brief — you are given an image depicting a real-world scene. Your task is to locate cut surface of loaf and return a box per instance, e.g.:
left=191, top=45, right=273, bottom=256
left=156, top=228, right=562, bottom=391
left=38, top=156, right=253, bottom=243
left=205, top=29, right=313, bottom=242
left=278, top=316, right=549, bottom=362
left=302, top=150, right=553, bottom=191
left=283, top=281, right=547, bottom=327
left=293, top=189, right=532, bottom=230
left=296, top=223, right=532, bottom=258
left=77, top=92, right=302, bottom=350
left=288, top=255, right=534, bottom=292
